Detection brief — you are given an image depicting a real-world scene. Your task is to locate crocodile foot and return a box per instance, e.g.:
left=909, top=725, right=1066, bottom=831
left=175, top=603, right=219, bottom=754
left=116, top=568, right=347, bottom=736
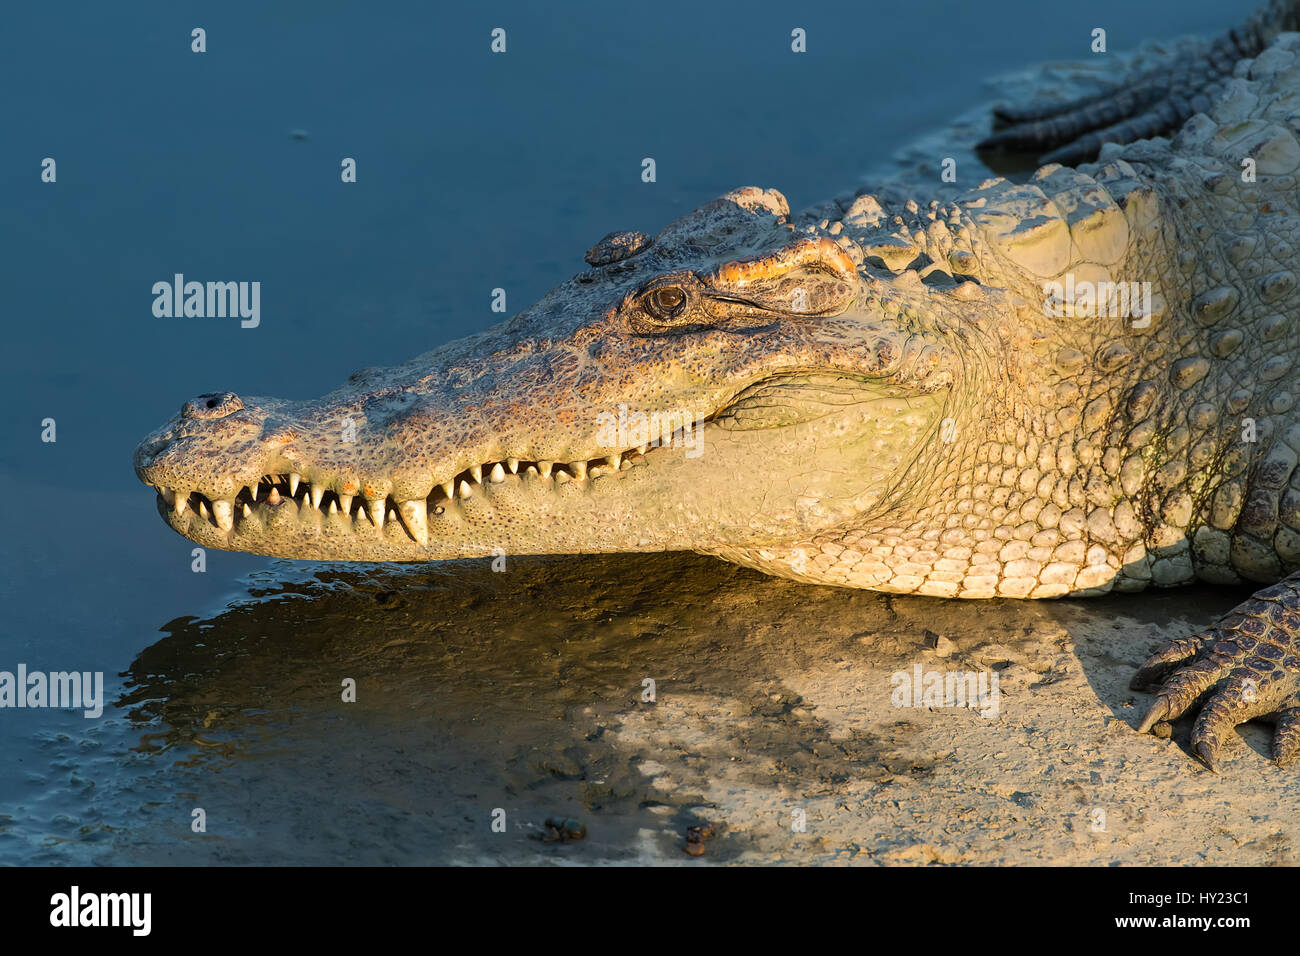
left=976, top=0, right=1297, bottom=166
left=1130, top=573, right=1300, bottom=771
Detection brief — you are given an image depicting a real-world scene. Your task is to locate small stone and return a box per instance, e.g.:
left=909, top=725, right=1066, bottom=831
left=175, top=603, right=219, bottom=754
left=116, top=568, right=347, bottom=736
left=543, top=816, right=587, bottom=842
left=686, top=822, right=716, bottom=842
left=923, top=630, right=956, bottom=657
left=684, top=820, right=717, bottom=855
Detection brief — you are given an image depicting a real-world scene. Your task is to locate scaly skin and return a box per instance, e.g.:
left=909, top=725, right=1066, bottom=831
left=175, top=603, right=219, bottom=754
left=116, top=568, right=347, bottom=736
left=135, top=4, right=1300, bottom=769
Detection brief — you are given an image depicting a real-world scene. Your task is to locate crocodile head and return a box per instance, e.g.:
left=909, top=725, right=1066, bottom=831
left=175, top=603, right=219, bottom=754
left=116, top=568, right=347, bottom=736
left=134, top=186, right=1013, bottom=564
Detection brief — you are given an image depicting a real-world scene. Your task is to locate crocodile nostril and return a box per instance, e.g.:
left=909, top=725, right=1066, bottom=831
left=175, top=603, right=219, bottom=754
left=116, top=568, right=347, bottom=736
left=182, top=391, right=245, bottom=420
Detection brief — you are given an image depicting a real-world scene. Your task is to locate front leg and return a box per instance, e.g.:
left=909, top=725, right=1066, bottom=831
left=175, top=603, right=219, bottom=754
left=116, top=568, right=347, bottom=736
left=977, top=0, right=1300, bottom=166
left=1131, top=572, right=1300, bottom=770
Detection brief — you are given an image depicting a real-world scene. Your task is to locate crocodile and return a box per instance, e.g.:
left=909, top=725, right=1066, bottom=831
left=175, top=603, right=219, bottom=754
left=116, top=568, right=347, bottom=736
left=135, top=1, right=1300, bottom=771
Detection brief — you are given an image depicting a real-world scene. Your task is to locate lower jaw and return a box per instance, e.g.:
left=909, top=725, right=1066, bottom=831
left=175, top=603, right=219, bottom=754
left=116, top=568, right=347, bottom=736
left=159, top=463, right=683, bottom=561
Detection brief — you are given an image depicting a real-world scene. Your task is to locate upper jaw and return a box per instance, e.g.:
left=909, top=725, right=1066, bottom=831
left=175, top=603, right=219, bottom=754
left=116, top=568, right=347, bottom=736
left=132, top=356, right=726, bottom=555
left=140, top=425, right=694, bottom=552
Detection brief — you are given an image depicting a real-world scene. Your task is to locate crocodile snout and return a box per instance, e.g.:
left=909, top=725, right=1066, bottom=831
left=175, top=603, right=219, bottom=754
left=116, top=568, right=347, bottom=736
left=181, top=391, right=244, bottom=420
left=134, top=392, right=279, bottom=506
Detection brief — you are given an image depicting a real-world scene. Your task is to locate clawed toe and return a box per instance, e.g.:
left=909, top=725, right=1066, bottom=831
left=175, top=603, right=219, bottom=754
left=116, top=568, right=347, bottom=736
left=1129, top=577, right=1300, bottom=770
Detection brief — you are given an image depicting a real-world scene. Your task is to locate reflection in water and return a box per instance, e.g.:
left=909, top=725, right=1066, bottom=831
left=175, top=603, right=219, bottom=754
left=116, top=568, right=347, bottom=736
left=5, top=553, right=1240, bottom=864
left=116, top=553, right=925, bottom=864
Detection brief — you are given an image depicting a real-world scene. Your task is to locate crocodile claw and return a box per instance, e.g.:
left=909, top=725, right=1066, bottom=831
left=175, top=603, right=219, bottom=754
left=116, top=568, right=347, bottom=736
left=1130, top=573, right=1300, bottom=770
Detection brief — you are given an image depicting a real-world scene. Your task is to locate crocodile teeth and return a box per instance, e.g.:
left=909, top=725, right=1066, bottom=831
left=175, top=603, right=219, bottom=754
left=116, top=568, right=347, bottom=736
left=506, top=458, right=519, bottom=474
left=439, top=480, right=454, bottom=499
left=525, top=465, right=539, bottom=477
left=636, top=444, right=648, bottom=455
left=199, top=500, right=210, bottom=520
left=159, top=487, right=175, bottom=506
left=605, top=454, right=620, bottom=470
left=458, top=480, right=474, bottom=499
left=556, top=471, right=571, bottom=485
left=538, top=461, right=553, bottom=479
left=173, top=492, right=190, bottom=515
left=570, top=461, right=587, bottom=480
left=289, top=473, right=300, bottom=496
left=267, top=487, right=282, bottom=506
left=489, top=463, right=506, bottom=483
left=366, top=497, right=385, bottom=527
left=242, top=502, right=252, bottom=518
left=310, top=484, right=324, bottom=509
left=398, top=500, right=428, bottom=544
left=338, top=493, right=353, bottom=514
left=212, top=500, right=233, bottom=531
left=470, top=464, right=482, bottom=483
left=328, top=500, right=338, bottom=515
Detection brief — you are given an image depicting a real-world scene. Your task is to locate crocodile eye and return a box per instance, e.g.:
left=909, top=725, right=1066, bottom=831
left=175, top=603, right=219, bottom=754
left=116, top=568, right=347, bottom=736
left=644, top=286, right=687, bottom=320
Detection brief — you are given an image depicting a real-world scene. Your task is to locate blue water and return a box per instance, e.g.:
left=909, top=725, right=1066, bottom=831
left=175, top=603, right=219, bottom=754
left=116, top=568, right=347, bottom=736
left=0, top=0, right=1239, bottom=863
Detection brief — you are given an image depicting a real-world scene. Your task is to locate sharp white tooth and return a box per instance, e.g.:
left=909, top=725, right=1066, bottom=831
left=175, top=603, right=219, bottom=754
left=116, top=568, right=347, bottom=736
left=328, top=500, right=339, bottom=515
left=605, top=454, right=620, bottom=470
left=159, top=487, right=175, bottom=506
left=267, top=487, right=282, bottom=505
left=538, top=461, right=553, bottom=479
left=439, top=480, right=454, bottom=499
left=470, top=464, right=482, bottom=483
left=338, top=493, right=353, bottom=514
left=310, top=484, right=324, bottom=508
left=199, top=500, right=210, bottom=520
left=636, top=444, right=648, bottom=455
left=289, top=473, right=300, bottom=496
left=366, top=496, right=385, bottom=527
left=620, top=458, right=633, bottom=471
left=458, top=480, right=474, bottom=499
left=173, top=492, right=189, bottom=515
left=398, top=500, right=428, bottom=544
left=489, top=463, right=506, bottom=483
left=556, top=471, right=571, bottom=485
left=571, top=461, right=587, bottom=480
left=507, top=458, right=519, bottom=474
left=525, top=465, right=539, bottom=477
left=241, top=502, right=252, bottom=518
